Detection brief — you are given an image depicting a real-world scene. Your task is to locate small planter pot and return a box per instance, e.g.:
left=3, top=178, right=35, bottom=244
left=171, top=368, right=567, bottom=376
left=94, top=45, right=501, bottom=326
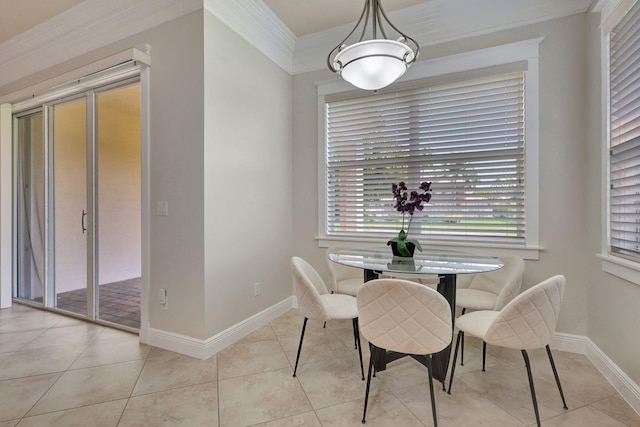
left=387, top=240, right=416, bottom=258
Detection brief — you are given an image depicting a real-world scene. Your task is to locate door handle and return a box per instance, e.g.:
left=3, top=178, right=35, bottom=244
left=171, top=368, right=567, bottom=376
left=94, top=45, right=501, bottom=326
left=81, top=210, right=87, bottom=234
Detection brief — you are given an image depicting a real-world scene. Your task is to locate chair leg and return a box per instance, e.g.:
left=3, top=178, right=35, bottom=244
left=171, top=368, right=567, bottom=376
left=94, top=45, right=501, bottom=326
left=354, top=318, right=365, bottom=380
left=522, top=349, right=541, bottom=427
left=362, top=345, right=377, bottom=424
left=460, top=308, right=466, bottom=366
left=546, top=345, right=568, bottom=410
left=425, top=355, right=439, bottom=427
left=293, top=317, right=308, bottom=377
left=482, top=341, right=487, bottom=372
left=352, top=318, right=359, bottom=349
left=447, top=330, right=463, bottom=394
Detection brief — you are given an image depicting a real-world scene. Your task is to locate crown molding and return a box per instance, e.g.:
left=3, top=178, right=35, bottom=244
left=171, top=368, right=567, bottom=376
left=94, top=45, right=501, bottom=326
left=0, top=0, right=201, bottom=90
left=204, top=0, right=296, bottom=74
left=292, top=0, right=593, bottom=75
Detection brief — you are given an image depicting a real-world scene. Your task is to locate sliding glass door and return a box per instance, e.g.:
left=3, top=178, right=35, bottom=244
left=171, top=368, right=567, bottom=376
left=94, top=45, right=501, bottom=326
left=95, top=83, right=141, bottom=328
left=15, top=112, right=45, bottom=303
left=14, top=80, right=141, bottom=330
left=51, top=97, right=90, bottom=316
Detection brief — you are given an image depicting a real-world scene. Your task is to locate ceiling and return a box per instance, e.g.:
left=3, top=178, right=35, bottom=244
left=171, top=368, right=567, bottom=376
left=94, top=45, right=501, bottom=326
left=262, top=0, right=428, bottom=37
left=0, top=0, right=84, bottom=45
left=0, top=0, right=428, bottom=45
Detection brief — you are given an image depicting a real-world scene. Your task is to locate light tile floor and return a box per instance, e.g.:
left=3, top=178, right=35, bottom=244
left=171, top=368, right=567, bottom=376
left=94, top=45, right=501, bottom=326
left=1, top=304, right=639, bottom=426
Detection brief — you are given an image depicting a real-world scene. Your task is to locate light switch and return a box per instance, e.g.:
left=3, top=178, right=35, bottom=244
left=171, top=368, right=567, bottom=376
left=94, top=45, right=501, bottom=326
left=157, top=201, right=168, bottom=216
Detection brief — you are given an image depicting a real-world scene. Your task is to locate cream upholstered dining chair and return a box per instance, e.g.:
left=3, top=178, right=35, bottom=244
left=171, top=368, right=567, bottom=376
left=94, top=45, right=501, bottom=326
left=447, top=275, right=568, bottom=427
left=357, top=278, right=452, bottom=426
left=291, top=256, right=364, bottom=380
left=455, top=255, right=525, bottom=370
left=325, top=246, right=364, bottom=296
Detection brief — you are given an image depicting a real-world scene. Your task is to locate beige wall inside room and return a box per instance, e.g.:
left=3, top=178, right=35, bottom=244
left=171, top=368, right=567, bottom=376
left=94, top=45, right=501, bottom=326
left=202, top=10, right=293, bottom=338
left=292, top=12, right=640, bottom=387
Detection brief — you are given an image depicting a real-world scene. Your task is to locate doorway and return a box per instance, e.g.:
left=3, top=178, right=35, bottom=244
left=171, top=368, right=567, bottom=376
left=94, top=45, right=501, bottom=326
left=14, top=80, right=142, bottom=330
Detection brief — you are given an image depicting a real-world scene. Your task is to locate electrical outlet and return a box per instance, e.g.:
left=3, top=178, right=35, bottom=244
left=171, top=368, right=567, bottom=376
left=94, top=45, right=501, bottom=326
left=254, top=282, right=261, bottom=296
left=159, top=288, right=168, bottom=310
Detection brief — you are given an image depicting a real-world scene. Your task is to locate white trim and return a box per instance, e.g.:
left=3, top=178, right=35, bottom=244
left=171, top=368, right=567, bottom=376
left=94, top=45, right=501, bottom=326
left=0, top=104, right=12, bottom=308
left=138, top=62, right=152, bottom=344
left=602, top=29, right=613, bottom=276
left=1, top=47, right=151, bottom=106
left=553, top=332, right=640, bottom=417
left=598, top=253, right=640, bottom=286
left=595, top=0, right=639, bottom=32
left=317, top=236, right=543, bottom=261
left=147, top=297, right=295, bottom=359
left=203, top=0, right=295, bottom=74
left=316, top=38, right=544, bottom=256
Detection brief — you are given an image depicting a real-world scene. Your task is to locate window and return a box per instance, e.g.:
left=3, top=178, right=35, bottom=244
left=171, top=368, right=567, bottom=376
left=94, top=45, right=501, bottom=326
left=609, top=1, right=640, bottom=261
left=324, top=70, right=527, bottom=246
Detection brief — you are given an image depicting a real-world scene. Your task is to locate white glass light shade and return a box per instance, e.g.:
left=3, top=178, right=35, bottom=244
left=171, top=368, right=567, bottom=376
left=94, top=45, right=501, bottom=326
left=333, top=39, right=415, bottom=90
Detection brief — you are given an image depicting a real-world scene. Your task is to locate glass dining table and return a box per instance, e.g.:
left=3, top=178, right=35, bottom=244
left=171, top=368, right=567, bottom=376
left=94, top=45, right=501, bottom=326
left=328, top=247, right=503, bottom=383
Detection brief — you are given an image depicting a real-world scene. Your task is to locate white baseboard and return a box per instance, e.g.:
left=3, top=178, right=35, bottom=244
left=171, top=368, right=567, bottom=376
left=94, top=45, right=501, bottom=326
left=552, top=332, right=640, bottom=416
left=147, top=296, right=295, bottom=359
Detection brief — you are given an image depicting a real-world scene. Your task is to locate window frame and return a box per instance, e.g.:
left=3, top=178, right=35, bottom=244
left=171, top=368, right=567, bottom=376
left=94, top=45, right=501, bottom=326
left=317, top=38, right=544, bottom=260
left=598, top=0, right=640, bottom=285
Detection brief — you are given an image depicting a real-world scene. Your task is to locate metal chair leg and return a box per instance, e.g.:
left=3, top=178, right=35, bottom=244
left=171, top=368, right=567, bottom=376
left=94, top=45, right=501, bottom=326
left=460, top=308, right=466, bottom=366
left=425, top=355, right=439, bottom=427
left=522, top=350, right=541, bottom=427
left=482, top=341, right=487, bottom=372
left=354, top=318, right=365, bottom=380
left=362, top=344, right=378, bottom=424
left=447, top=330, right=463, bottom=394
left=546, top=345, right=568, bottom=409
left=293, top=317, right=308, bottom=377
left=352, top=318, right=359, bottom=349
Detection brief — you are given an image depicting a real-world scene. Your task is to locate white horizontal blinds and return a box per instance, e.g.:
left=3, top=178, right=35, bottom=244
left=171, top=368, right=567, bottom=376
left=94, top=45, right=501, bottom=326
left=326, top=72, right=526, bottom=243
left=610, top=1, right=640, bottom=258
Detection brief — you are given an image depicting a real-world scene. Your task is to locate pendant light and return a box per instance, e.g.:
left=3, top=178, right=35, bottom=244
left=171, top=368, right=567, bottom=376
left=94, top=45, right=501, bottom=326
left=327, top=0, right=419, bottom=91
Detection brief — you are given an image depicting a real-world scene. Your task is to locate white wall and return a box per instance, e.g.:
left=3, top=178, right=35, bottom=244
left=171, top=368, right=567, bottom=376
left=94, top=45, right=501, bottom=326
left=203, top=11, right=293, bottom=338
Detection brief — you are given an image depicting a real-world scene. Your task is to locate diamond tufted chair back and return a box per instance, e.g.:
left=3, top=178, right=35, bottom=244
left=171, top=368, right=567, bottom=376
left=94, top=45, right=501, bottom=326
left=483, top=274, right=565, bottom=350
left=292, top=256, right=331, bottom=321
left=357, top=278, right=452, bottom=355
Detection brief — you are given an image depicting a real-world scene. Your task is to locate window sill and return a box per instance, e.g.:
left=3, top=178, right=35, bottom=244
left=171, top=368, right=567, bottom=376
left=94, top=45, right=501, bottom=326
left=317, top=236, right=543, bottom=260
left=598, top=253, right=640, bottom=286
